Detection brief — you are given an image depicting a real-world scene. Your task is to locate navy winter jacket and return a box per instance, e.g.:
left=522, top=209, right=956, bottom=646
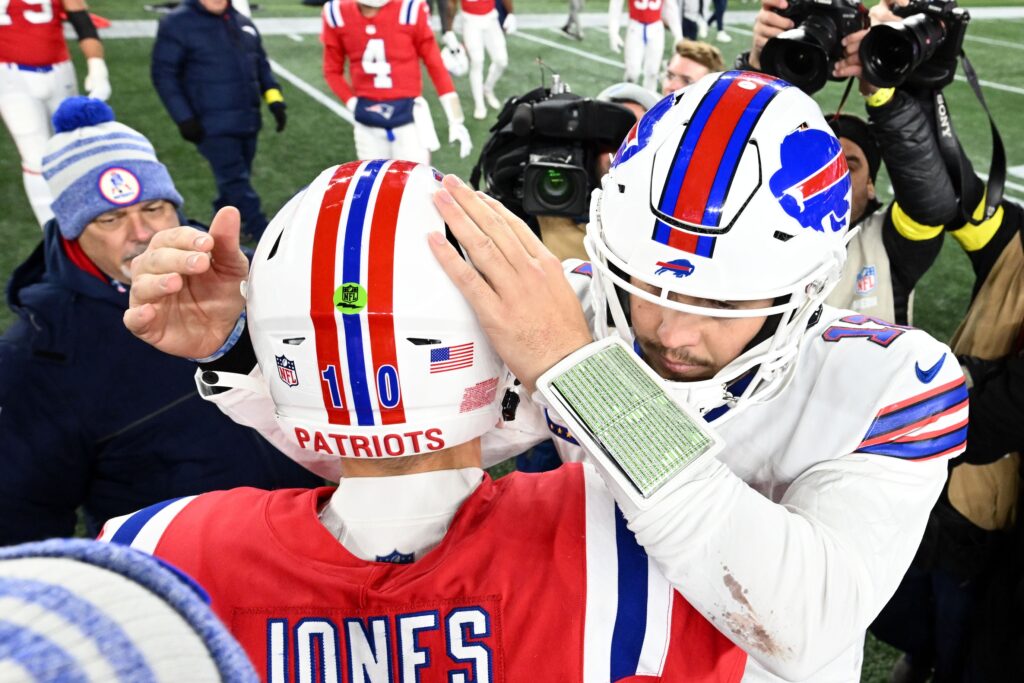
left=0, top=223, right=321, bottom=546
left=151, top=0, right=279, bottom=137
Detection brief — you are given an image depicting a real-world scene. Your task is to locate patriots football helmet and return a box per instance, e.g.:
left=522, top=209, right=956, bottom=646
left=243, top=160, right=505, bottom=460
left=586, top=70, right=853, bottom=419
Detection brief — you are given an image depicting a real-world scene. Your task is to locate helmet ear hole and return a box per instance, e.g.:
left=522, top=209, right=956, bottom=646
left=444, top=223, right=468, bottom=261
left=266, top=229, right=284, bottom=260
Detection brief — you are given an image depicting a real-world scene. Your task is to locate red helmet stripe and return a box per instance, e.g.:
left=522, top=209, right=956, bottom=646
left=310, top=161, right=361, bottom=425
left=366, top=160, right=416, bottom=424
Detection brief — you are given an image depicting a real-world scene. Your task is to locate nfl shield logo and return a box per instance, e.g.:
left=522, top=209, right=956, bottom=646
left=856, top=266, right=877, bottom=294
left=276, top=355, right=299, bottom=387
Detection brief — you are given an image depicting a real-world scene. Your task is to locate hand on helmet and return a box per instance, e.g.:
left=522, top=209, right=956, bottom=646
left=123, top=207, right=250, bottom=359
left=428, top=175, right=593, bottom=392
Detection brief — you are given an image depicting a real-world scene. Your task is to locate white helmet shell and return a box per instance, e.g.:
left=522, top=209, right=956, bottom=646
left=587, top=71, right=852, bottom=418
left=357, top=0, right=390, bottom=8
left=246, top=160, right=505, bottom=460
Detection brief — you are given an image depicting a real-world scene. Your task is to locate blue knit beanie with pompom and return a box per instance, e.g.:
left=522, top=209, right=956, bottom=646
left=43, top=96, right=183, bottom=240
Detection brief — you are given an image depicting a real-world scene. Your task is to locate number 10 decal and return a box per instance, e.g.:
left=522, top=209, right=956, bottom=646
left=321, top=365, right=344, bottom=408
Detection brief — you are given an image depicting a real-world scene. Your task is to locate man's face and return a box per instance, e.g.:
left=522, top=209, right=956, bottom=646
left=662, top=55, right=711, bottom=96
left=629, top=278, right=772, bottom=382
left=597, top=101, right=646, bottom=177
left=840, top=137, right=875, bottom=225
left=77, top=200, right=179, bottom=283
left=199, top=0, right=230, bottom=14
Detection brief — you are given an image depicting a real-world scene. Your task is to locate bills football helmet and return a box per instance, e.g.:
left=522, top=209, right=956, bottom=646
left=586, top=70, right=852, bottom=419
left=244, top=160, right=505, bottom=460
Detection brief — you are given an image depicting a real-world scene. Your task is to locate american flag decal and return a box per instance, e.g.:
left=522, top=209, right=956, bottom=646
left=430, top=343, right=474, bottom=373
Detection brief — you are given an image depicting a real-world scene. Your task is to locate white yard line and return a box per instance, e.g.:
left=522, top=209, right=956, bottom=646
left=286, top=32, right=304, bottom=42
left=512, top=30, right=625, bottom=69
left=268, top=59, right=354, bottom=125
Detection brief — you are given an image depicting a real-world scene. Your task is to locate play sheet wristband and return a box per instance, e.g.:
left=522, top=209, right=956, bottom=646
left=536, top=337, right=723, bottom=509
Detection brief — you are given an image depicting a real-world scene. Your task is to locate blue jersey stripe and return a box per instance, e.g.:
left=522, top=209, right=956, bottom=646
left=658, top=77, right=731, bottom=219
left=108, top=497, right=186, bottom=547
left=860, top=425, right=967, bottom=460
left=342, top=159, right=386, bottom=426
left=403, top=0, right=416, bottom=24
left=702, top=81, right=786, bottom=226
left=609, top=506, right=648, bottom=681
left=863, top=382, right=968, bottom=442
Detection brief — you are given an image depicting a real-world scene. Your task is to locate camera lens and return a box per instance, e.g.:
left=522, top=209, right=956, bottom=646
left=761, top=14, right=840, bottom=94
left=537, top=168, right=574, bottom=205
left=860, top=14, right=947, bottom=87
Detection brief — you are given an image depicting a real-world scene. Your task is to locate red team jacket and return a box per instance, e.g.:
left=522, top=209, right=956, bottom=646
left=321, top=0, right=455, bottom=103
left=101, top=464, right=746, bottom=682
left=0, top=0, right=69, bottom=66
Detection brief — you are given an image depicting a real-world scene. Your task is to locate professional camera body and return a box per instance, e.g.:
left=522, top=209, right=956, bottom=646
left=760, top=0, right=869, bottom=94
left=859, top=0, right=969, bottom=89
left=470, top=76, right=637, bottom=220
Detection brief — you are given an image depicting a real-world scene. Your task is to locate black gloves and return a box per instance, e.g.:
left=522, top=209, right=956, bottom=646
left=177, top=118, right=204, bottom=144
left=269, top=102, right=287, bottom=133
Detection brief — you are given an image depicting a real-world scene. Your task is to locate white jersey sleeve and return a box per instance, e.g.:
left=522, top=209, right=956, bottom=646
left=609, top=318, right=966, bottom=681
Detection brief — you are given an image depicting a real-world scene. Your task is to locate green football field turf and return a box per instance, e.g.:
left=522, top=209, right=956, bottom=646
left=1, top=4, right=1021, bottom=679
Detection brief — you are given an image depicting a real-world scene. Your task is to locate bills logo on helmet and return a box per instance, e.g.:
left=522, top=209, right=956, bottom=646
left=655, top=259, right=695, bottom=278
left=769, top=128, right=851, bottom=233
left=857, top=265, right=877, bottom=294
left=276, top=355, right=299, bottom=387
left=98, top=167, right=141, bottom=205
left=612, top=92, right=675, bottom=168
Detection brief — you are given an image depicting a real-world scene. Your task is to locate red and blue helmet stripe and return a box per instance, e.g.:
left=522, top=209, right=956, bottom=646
left=309, top=160, right=415, bottom=427
left=651, top=71, right=789, bottom=256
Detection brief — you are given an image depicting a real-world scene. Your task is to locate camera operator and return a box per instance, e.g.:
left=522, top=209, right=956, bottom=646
left=470, top=79, right=649, bottom=261
left=743, top=0, right=958, bottom=326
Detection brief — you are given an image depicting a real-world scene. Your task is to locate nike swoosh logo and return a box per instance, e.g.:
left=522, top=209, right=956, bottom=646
left=915, top=355, right=946, bottom=383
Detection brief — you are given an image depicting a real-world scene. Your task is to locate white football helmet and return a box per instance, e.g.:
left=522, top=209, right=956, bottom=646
left=441, top=43, right=469, bottom=78
left=587, top=70, right=853, bottom=420
left=357, top=0, right=390, bottom=7
left=244, top=160, right=505, bottom=460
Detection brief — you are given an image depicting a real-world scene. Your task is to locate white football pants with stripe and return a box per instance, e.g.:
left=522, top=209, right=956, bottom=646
left=624, top=19, right=664, bottom=93
left=0, top=60, right=77, bottom=227
left=462, top=10, right=508, bottom=111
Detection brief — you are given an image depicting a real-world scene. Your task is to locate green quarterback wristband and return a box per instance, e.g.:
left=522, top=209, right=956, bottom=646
left=536, top=337, right=723, bottom=508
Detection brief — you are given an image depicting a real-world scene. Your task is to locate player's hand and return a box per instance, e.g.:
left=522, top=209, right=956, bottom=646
left=609, top=30, right=623, bottom=53
left=502, top=13, right=517, bottom=34
left=177, top=118, right=204, bottom=144
left=124, top=207, right=250, bottom=359
left=428, top=175, right=593, bottom=392
left=449, top=122, right=473, bottom=159
left=269, top=101, right=287, bottom=132
left=84, top=57, right=111, bottom=101
left=345, top=97, right=358, bottom=112
left=751, top=0, right=793, bottom=69
left=443, top=30, right=460, bottom=51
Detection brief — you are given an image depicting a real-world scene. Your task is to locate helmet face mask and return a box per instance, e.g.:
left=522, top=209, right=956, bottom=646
left=586, top=71, right=852, bottom=419
left=245, top=161, right=506, bottom=462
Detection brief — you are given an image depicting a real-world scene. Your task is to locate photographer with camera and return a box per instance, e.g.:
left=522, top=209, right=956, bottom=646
left=741, top=0, right=961, bottom=326
left=470, top=77, right=646, bottom=261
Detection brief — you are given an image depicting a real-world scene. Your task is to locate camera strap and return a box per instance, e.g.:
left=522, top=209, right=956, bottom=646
left=933, top=53, right=1006, bottom=225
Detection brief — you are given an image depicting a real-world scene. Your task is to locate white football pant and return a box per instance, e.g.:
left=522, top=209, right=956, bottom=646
left=624, top=20, right=665, bottom=92
left=352, top=96, right=439, bottom=164
left=462, top=10, right=508, bottom=111
left=0, top=60, right=77, bottom=227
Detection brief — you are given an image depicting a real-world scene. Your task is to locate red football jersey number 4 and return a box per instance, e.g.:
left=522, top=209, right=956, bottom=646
left=362, top=38, right=393, bottom=89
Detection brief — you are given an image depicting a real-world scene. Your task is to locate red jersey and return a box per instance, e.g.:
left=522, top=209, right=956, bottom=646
left=459, top=0, right=495, bottom=17
left=321, top=0, right=454, bottom=102
left=101, top=464, right=747, bottom=682
left=0, top=0, right=70, bottom=66
left=628, top=0, right=663, bottom=26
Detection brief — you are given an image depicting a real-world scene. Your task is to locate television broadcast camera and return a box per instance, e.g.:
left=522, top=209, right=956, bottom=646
left=760, top=0, right=869, bottom=94
left=470, top=75, right=637, bottom=220
left=859, top=0, right=970, bottom=89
